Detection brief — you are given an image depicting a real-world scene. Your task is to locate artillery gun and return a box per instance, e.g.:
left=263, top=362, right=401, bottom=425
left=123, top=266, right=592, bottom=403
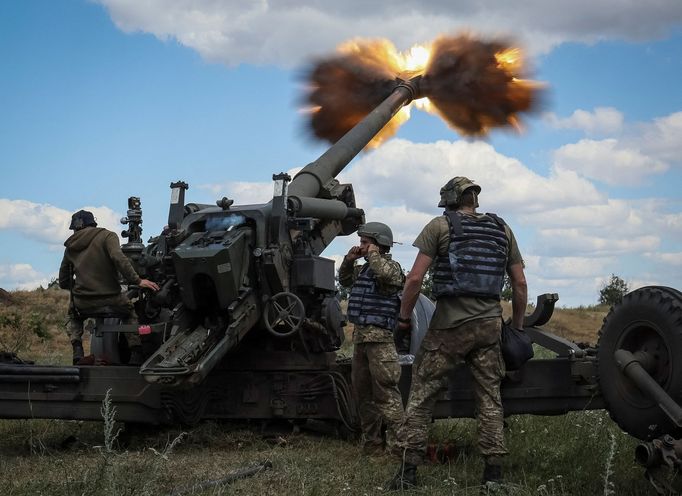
left=0, top=75, right=682, bottom=494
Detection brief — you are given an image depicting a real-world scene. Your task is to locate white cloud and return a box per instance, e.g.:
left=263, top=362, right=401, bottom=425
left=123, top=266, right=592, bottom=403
left=198, top=167, right=303, bottom=205
left=0, top=264, right=54, bottom=291
left=532, top=256, right=613, bottom=279
left=520, top=198, right=660, bottom=233
left=535, top=228, right=659, bottom=257
left=198, top=181, right=272, bottom=206
left=545, top=107, right=624, bottom=135
left=645, top=252, right=682, bottom=267
left=95, top=0, right=682, bottom=66
left=633, top=111, right=682, bottom=165
left=362, top=205, right=434, bottom=244
left=547, top=109, right=682, bottom=175
left=552, top=138, right=668, bottom=186
left=520, top=196, right=682, bottom=261
left=0, top=199, right=122, bottom=245
left=344, top=139, right=602, bottom=215
left=499, top=255, right=613, bottom=307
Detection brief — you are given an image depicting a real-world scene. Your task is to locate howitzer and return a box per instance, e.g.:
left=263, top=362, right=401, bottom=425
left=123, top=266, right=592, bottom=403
left=123, top=77, right=423, bottom=386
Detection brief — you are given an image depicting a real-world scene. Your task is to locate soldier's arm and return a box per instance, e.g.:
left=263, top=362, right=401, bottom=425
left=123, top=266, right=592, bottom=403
left=367, top=252, right=404, bottom=290
left=104, top=232, right=141, bottom=285
left=399, top=252, right=433, bottom=321
left=337, top=257, right=357, bottom=288
left=58, top=254, right=72, bottom=290
left=506, top=226, right=527, bottom=329
left=509, top=263, right=527, bottom=329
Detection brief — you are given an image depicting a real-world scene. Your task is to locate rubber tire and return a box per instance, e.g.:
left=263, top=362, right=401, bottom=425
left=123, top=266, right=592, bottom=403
left=597, top=286, right=682, bottom=440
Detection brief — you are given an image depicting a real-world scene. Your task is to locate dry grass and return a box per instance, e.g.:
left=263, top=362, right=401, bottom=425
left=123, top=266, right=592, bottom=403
left=0, top=288, right=72, bottom=364
left=501, top=300, right=607, bottom=346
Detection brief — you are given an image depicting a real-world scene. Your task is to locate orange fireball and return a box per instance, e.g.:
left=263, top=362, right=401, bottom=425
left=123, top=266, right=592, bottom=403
left=303, top=33, right=544, bottom=147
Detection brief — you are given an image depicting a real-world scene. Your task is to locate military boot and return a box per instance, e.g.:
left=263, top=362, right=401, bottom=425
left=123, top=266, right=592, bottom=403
left=385, top=462, right=417, bottom=491
left=482, top=459, right=503, bottom=484
left=71, top=340, right=84, bottom=365
left=128, top=346, right=145, bottom=366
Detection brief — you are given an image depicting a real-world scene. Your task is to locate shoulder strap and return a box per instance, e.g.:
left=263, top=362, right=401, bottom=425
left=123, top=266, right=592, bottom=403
left=485, top=212, right=506, bottom=227
left=358, top=262, right=371, bottom=276
left=443, top=210, right=463, bottom=236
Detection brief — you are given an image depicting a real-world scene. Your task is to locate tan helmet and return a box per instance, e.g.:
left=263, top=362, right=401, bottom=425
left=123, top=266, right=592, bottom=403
left=438, top=176, right=481, bottom=208
left=357, top=222, right=393, bottom=248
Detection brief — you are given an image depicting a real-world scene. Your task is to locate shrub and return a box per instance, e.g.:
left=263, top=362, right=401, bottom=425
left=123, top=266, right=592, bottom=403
left=599, top=274, right=629, bottom=306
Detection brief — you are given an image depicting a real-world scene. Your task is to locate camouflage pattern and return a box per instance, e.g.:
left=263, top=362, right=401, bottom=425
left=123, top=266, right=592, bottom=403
left=338, top=251, right=405, bottom=344
left=397, top=317, right=507, bottom=465
left=438, top=176, right=481, bottom=208
left=66, top=293, right=141, bottom=347
left=352, top=341, right=404, bottom=452
left=339, top=250, right=405, bottom=451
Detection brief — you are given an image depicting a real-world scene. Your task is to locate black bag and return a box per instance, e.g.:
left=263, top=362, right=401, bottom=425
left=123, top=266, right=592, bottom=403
left=500, top=320, right=534, bottom=370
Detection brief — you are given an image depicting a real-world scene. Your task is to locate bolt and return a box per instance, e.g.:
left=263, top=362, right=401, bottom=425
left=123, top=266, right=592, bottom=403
left=663, top=435, right=675, bottom=448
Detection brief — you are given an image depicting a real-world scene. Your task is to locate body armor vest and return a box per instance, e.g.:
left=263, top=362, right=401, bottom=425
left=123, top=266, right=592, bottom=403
left=432, top=211, right=508, bottom=300
left=347, top=264, right=400, bottom=330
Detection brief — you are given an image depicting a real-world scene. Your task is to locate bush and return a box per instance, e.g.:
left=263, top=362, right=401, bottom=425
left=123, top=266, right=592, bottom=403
left=0, top=310, right=51, bottom=354
left=599, top=274, right=629, bottom=306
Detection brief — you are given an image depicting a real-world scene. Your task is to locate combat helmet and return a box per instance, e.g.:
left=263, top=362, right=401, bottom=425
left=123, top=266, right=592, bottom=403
left=357, top=222, right=393, bottom=248
left=438, top=176, right=481, bottom=208
left=69, top=210, right=98, bottom=230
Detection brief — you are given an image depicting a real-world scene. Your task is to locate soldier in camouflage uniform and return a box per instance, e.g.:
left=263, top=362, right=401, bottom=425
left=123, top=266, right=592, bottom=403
left=388, top=177, right=527, bottom=489
left=58, top=210, right=159, bottom=365
left=339, top=222, right=406, bottom=455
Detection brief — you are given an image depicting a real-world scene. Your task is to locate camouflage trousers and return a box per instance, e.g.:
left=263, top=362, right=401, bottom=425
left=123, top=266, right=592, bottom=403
left=397, top=317, right=507, bottom=465
left=66, top=293, right=140, bottom=347
left=352, top=341, right=405, bottom=453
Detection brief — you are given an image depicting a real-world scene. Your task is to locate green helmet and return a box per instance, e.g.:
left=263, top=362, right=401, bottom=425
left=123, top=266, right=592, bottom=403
left=438, top=176, right=481, bottom=208
left=357, top=222, right=393, bottom=248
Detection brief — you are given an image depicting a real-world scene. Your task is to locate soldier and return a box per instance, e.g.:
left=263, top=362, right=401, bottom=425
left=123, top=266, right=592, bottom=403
left=388, top=177, right=527, bottom=489
left=338, top=222, right=406, bottom=455
left=58, top=210, right=159, bottom=365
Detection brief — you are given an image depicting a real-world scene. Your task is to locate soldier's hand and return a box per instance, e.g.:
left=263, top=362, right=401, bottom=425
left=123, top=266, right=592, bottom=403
left=139, top=279, right=160, bottom=291
left=345, top=246, right=362, bottom=262
left=396, top=319, right=411, bottom=332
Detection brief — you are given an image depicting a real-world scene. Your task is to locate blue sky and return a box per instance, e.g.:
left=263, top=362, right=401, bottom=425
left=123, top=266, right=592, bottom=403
left=1, top=0, right=681, bottom=307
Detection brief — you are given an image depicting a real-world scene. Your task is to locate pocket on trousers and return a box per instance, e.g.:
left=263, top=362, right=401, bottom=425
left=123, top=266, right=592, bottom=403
left=415, top=346, right=448, bottom=382
left=375, top=358, right=401, bottom=386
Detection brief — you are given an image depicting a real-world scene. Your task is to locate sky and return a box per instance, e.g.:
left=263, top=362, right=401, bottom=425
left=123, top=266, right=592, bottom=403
left=1, top=0, right=681, bottom=308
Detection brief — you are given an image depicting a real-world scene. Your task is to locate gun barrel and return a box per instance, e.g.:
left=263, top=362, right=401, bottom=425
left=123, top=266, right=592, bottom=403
left=288, top=80, right=418, bottom=198
left=288, top=196, right=363, bottom=220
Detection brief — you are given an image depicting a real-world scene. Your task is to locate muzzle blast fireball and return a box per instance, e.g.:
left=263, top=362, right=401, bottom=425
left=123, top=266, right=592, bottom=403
left=304, top=33, right=545, bottom=148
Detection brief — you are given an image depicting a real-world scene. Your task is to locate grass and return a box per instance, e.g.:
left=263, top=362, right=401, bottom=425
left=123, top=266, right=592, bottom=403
left=0, top=412, right=650, bottom=495
left=0, top=289, right=654, bottom=495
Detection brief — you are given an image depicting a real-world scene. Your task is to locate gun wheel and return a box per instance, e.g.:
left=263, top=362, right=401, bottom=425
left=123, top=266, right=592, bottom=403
left=597, top=286, right=682, bottom=440
left=264, top=292, right=305, bottom=338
